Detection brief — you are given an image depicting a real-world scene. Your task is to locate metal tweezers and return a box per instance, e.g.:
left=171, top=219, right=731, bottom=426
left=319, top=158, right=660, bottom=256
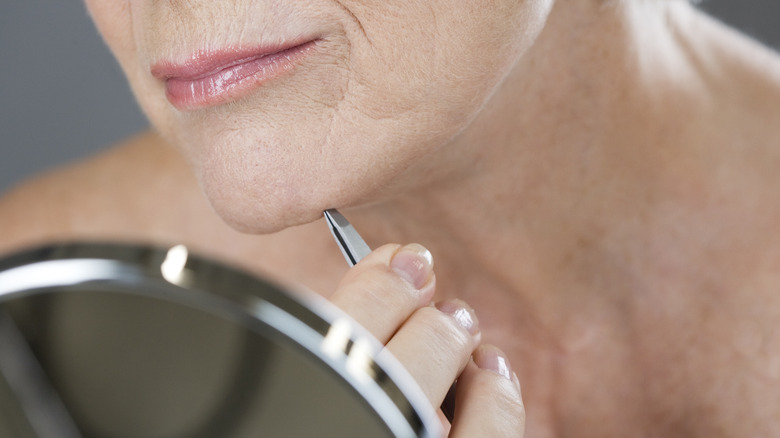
left=323, top=209, right=372, bottom=267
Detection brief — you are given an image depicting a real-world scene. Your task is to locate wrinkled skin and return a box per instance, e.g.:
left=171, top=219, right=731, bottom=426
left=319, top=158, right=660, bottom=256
left=2, top=0, right=780, bottom=435
left=85, top=0, right=554, bottom=232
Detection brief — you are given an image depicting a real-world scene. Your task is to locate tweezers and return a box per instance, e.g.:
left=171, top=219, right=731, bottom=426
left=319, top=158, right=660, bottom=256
left=323, top=209, right=372, bottom=267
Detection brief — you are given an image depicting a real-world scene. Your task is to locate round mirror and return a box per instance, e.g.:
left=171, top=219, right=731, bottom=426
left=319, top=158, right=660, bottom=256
left=0, top=243, right=442, bottom=438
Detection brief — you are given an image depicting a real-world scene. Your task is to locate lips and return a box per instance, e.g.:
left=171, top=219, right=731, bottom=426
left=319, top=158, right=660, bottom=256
left=151, top=39, right=318, bottom=110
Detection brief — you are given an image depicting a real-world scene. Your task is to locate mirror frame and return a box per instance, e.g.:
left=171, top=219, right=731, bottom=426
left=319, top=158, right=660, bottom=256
left=0, top=243, right=443, bottom=438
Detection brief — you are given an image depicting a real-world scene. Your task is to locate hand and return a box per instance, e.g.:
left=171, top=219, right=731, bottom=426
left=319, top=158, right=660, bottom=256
left=329, top=243, right=525, bottom=437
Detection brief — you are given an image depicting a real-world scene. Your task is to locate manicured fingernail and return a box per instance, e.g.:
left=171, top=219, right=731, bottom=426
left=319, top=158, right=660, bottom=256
left=390, top=243, right=434, bottom=289
left=435, top=299, right=480, bottom=336
left=474, top=345, right=513, bottom=380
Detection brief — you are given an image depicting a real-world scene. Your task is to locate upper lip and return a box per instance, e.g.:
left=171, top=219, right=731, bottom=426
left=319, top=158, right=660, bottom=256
left=150, top=38, right=318, bottom=81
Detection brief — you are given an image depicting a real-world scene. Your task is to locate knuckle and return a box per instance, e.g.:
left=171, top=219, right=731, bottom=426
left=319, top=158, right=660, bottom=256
left=498, top=385, right=525, bottom=419
left=470, top=382, right=525, bottom=433
left=498, top=393, right=526, bottom=431
left=485, top=377, right=525, bottom=427
left=412, top=306, right=474, bottom=351
left=347, top=265, right=418, bottom=307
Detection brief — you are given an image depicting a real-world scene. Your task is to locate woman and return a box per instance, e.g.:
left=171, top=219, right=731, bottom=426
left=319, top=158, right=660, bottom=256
left=2, top=0, right=780, bottom=435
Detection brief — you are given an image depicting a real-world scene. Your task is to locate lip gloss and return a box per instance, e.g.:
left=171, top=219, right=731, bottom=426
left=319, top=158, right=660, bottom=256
left=151, top=40, right=318, bottom=110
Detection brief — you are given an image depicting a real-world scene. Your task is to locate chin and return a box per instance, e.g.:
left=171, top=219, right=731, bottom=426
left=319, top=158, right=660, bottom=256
left=197, top=154, right=376, bottom=235
left=211, top=198, right=326, bottom=235
left=202, top=178, right=328, bottom=235
left=182, top=109, right=417, bottom=236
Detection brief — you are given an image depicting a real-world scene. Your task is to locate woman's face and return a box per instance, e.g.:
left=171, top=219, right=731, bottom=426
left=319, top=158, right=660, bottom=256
left=85, top=0, right=554, bottom=232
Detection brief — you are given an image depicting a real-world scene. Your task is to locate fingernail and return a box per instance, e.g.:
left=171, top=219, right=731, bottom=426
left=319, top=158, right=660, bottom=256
left=474, top=345, right=513, bottom=380
left=435, top=299, right=480, bottom=336
left=390, top=243, right=434, bottom=289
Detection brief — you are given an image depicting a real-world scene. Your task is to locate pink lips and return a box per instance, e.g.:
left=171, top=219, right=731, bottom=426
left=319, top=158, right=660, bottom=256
left=151, top=40, right=318, bottom=110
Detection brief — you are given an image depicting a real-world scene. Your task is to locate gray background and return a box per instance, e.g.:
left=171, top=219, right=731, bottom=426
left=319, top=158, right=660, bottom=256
left=1, top=1, right=779, bottom=194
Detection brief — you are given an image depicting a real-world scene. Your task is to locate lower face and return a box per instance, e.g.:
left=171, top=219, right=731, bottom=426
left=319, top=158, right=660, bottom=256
left=85, top=0, right=553, bottom=233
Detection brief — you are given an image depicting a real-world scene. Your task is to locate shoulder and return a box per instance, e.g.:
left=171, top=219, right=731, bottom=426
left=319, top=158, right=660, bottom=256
left=678, top=9, right=780, bottom=174
left=0, top=132, right=206, bottom=254
left=686, top=7, right=780, bottom=108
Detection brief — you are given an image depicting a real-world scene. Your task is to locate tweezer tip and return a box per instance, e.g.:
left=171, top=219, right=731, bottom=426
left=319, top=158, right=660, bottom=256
left=323, top=208, right=371, bottom=267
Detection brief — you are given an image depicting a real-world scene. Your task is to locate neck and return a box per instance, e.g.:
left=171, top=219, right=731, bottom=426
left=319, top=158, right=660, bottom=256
left=340, top=1, right=704, bottom=345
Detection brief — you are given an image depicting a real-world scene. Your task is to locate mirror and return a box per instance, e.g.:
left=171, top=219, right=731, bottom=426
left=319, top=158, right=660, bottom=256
left=0, top=243, right=442, bottom=438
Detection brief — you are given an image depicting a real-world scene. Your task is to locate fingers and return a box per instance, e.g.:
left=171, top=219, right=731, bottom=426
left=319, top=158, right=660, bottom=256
left=329, top=243, right=520, bottom=435
left=450, top=345, right=525, bottom=437
left=329, top=243, right=436, bottom=344
left=329, top=243, right=480, bottom=407
left=386, top=300, right=481, bottom=407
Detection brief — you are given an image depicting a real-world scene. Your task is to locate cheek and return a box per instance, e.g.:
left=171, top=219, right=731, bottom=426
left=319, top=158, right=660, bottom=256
left=337, top=1, right=556, bottom=182
left=85, top=0, right=168, bottom=132
left=84, top=0, right=135, bottom=57
left=341, top=0, right=554, bottom=124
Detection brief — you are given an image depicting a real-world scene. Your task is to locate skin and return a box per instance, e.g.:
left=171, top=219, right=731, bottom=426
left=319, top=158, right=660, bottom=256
left=2, top=0, right=780, bottom=436
left=86, top=0, right=555, bottom=233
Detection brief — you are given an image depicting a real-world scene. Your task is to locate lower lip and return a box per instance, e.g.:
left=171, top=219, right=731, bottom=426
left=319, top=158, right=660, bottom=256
left=158, top=41, right=317, bottom=110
